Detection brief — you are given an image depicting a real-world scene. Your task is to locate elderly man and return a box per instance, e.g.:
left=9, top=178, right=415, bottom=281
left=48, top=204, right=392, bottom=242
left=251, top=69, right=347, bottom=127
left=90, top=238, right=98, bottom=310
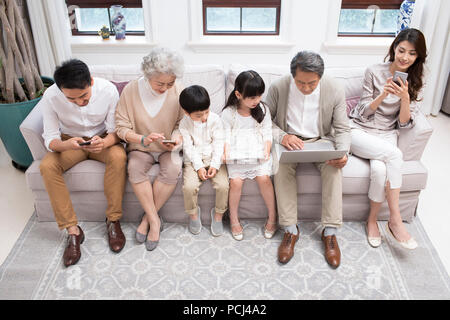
left=266, top=51, right=350, bottom=268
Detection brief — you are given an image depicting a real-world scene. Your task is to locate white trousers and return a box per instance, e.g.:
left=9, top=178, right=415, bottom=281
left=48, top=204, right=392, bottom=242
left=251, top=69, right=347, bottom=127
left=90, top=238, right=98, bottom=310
left=350, top=128, right=403, bottom=203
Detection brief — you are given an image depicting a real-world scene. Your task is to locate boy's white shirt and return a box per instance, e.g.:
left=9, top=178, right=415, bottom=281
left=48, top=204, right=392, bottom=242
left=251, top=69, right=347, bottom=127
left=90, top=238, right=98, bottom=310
left=179, top=111, right=224, bottom=171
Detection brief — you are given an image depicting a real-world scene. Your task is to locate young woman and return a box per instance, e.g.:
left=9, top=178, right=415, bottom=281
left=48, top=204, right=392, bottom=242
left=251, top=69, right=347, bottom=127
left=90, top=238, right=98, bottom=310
left=349, top=28, right=427, bottom=249
left=221, top=70, right=277, bottom=241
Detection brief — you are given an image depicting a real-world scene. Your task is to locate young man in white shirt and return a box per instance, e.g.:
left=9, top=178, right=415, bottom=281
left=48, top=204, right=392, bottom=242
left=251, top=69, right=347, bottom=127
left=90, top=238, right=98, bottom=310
left=39, top=59, right=127, bottom=267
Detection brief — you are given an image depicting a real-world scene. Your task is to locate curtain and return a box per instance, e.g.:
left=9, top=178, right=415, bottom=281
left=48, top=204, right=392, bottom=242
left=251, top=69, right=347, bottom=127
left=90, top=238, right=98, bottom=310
left=26, top=0, right=72, bottom=77
left=412, top=0, right=450, bottom=115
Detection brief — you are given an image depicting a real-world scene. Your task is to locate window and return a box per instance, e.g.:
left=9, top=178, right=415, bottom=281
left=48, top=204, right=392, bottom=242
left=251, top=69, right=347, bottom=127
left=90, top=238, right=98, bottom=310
left=202, top=0, right=281, bottom=35
left=66, top=0, right=145, bottom=36
left=338, top=0, right=403, bottom=37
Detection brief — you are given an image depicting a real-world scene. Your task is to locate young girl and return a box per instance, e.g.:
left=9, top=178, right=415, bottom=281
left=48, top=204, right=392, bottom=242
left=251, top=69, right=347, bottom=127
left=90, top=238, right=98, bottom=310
left=349, top=28, right=427, bottom=250
left=221, top=70, right=277, bottom=241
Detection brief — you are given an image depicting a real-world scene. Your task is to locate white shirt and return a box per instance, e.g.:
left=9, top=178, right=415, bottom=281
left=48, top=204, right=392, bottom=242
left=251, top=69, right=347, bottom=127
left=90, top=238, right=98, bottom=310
left=286, top=78, right=321, bottom=138
left=138, top=76, right=167, bottom=117
left=41, top=77, right=119, bottom=151
left=179, top=112, right=224, bottom=171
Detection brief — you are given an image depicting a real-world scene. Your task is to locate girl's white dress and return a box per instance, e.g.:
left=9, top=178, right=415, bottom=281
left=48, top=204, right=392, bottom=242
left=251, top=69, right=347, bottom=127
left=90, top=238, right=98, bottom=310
left=221, top=105, right=273, bottom=179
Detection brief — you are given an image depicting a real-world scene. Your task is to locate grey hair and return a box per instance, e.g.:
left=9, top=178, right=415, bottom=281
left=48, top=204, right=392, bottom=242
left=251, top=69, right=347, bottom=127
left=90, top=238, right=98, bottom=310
left=141, top=47, right=184, bottom=79
left=290, top=51, right=324, bottom=78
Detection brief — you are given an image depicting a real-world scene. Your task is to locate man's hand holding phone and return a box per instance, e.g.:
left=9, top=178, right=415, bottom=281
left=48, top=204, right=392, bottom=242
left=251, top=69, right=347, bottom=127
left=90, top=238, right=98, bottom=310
left=65, top=137, right=86, bottom=150
left=81, top=136, right=104, bottom=153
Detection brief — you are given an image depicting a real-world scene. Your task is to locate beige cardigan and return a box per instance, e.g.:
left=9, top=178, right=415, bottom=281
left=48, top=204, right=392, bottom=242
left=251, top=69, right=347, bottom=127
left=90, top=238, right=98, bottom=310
left=265, top=74, right=351, bottom=152
left=114, top=79, right=184, bottom=153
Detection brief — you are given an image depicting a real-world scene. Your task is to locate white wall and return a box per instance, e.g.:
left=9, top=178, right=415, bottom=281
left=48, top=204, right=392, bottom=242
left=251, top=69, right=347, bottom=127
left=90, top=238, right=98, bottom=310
left=35, top=0, right=448, bottom=115
left=70, top=0, right=387, bottom=69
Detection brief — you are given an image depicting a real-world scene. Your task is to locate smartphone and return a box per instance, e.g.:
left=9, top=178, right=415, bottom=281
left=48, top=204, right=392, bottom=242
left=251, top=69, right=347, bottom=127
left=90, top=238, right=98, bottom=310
left=78, top=141, right=91, bottom=146
left=162, top=139, right=176, bottom=144
left=393, top=71, right=408, bottom=86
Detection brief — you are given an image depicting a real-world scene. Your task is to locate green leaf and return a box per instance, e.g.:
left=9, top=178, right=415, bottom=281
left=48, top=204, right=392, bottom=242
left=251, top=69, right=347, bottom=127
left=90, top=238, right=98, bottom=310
left=35, top=87, right=45, bottom=98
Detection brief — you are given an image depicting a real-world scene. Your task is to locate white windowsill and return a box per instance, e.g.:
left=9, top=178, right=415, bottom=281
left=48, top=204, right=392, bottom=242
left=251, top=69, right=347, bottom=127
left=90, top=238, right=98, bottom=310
left=322, top=37, right=393, bottom=55
left=187, top=36, right=295, bottom=53
left=71, top=36, right=158, bottom=54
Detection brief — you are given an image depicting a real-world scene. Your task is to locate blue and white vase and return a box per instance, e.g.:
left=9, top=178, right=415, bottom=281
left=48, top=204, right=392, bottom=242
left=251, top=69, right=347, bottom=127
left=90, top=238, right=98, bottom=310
left=111, top=5, right=126, bottom=40
left=397, top=0, right=415, bottom=34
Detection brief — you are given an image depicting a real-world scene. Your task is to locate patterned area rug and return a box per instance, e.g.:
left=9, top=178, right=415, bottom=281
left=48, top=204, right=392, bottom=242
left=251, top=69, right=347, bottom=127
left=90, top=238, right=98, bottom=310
left=0, top=213, right=449, bottom=300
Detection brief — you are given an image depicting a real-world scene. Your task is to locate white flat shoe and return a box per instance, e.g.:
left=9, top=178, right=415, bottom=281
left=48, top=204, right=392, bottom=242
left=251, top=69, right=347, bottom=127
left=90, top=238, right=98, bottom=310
left=231, top=222, right=244, bottom=241
left=386, top=222, right=418, bottom=250
left=263, top=220, right=277, bottom=239
left=365, top=222, right=381, bottom=248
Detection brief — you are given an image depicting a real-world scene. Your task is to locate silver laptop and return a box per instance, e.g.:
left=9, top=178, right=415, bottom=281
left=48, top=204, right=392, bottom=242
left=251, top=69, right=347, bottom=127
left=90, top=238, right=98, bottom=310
left=275, top=141, right=347, bottom=163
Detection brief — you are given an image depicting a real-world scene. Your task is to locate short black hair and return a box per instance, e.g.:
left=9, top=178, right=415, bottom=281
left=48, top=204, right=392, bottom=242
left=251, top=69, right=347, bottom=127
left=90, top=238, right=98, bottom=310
left=53, top=59, right=91, bottom=90
left=179, top=85, right=210, bottom=113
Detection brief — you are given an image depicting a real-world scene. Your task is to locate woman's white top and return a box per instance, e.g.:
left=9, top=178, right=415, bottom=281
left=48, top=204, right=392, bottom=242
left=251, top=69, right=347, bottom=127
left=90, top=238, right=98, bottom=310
left=138, top=76, right=168, bottom=118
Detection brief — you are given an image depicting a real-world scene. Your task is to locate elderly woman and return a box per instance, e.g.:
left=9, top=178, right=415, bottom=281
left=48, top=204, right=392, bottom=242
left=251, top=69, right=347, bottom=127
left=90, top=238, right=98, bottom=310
left=115, top=47, right=184, bottom=251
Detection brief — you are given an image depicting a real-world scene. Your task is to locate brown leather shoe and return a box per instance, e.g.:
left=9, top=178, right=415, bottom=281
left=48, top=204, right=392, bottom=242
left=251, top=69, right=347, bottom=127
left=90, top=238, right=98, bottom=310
left=321, top=230, right=341, bottom=269
left=63, top=226, right=85, bottom=267
left=277, top=226, right=299, bottom=264
left=106, top=219, right=126, bottom=253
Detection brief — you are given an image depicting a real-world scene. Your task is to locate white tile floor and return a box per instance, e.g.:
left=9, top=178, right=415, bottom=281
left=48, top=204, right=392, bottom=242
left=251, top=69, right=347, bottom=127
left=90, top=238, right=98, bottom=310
left=1, top=112, right=449, bottom=277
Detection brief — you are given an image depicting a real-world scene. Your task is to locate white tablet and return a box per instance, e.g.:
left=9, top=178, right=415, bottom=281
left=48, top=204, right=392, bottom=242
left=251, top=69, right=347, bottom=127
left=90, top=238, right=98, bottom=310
left=275, top=142, right=347, bottom=163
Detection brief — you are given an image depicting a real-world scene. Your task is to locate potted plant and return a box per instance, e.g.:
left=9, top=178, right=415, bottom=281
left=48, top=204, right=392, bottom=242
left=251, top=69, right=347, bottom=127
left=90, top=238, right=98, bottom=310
left=0, top=0, right=54, bottom=170
left=98, top=25, right=110, bottom=40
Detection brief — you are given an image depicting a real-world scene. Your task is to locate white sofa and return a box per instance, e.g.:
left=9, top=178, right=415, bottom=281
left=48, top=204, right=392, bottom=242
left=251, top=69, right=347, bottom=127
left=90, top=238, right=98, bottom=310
left=20, top=64, right=433, bottom=225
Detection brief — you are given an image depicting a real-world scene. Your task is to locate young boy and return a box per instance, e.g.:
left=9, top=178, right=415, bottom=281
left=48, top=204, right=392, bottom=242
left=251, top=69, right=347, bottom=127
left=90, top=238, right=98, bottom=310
left=179, top=85, right=229, bottom=236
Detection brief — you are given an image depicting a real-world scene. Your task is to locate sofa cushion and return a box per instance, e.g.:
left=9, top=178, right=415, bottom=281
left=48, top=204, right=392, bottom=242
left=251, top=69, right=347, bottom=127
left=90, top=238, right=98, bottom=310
left=90, top=64, right=226, bottom=114
left=181, top=65, right=226, bottom=114
left=226, top=64, right=288, bottom=103
left=90, top=64, right=142, bottom=81
left=226, top=65, right=365, bottom=115
left=26, top=156, right=428, bottom=195
left=325, top=67, right=365, bottom=101
left=110, top=81, right=129, bottom=95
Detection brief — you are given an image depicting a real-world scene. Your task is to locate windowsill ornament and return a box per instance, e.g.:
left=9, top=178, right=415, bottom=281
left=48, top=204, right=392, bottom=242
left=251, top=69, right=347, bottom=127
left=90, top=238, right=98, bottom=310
left=98, top=25, right=110, bottom=40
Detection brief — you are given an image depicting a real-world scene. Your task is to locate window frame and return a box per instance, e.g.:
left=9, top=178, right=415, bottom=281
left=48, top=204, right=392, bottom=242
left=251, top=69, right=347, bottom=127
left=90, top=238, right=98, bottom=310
left=202, top=0, right=281, bottom=36
left=339, top=0, right=403, bottom=37
left=66, top=0, right=145, bottom=36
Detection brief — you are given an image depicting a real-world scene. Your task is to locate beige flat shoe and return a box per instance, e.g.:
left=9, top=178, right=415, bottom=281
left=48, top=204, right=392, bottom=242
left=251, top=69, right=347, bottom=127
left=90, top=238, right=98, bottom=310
left=263, top=220, right=277, bottom=239
left=365, top=222, right=381, bottom=248
left=231, top=222, right=244, bottom=241
left=386, top=222, right=418, bottom=250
